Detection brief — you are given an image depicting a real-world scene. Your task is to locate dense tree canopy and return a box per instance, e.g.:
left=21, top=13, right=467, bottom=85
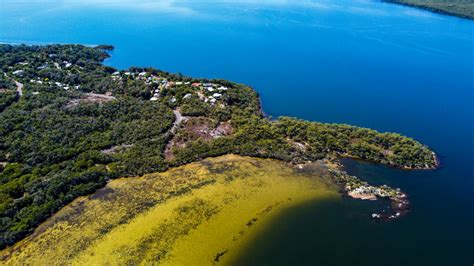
left=384, top=0, right=474, bottom=19
left=0, top=44, right=436, bottom=248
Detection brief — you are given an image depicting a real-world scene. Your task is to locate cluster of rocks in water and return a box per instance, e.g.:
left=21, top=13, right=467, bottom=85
left=328, top=167, right=409, bottom=221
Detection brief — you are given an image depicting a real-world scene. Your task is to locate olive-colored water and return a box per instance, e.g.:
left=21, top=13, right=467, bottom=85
left=1, top=155, right=338, bottom=265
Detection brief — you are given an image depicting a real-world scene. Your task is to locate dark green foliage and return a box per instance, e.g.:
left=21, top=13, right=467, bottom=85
left=0, top=91, right=18, bottom=112
left=275, top=117, right=435, bottom=168
left=0, top=76, right=18, bottom=111
left=181, top=96, right=210, bottom=116
left=0, top=44, right=175, bottom=247
left=384, top=0, right=474, bottom=19
left=0, top=44, right=436, bottom=249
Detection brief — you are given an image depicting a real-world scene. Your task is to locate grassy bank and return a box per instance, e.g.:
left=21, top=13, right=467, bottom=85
left=1, top=155, right=339, bottom=265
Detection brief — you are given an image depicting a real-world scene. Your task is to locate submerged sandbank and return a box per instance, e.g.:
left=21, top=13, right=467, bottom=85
left=1, top=155, right=339, bottom=265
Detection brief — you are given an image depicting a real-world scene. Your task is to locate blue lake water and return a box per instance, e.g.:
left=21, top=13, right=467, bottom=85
left=1, top=0, right=473, bottom=265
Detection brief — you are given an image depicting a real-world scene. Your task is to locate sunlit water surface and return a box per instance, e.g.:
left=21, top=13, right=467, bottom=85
left=1, top=0, right=473, bottom=265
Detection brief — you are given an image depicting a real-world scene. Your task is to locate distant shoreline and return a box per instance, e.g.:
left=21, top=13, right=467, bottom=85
left=383, top=0, right=474, bottom=20
left=0, top=40, right=99, bottom=47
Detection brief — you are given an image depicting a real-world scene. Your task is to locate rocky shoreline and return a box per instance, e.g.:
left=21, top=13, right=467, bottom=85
left=325, top=160, right=410, bottom=220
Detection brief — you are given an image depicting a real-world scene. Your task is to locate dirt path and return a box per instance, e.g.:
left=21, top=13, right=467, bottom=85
left=2, top=73, right=23, bottom=97
left=14, top=80, right=23, bottom=97
left=3, top=73, right=23, bottom=97
left=171, top=109, right=187, bottom=133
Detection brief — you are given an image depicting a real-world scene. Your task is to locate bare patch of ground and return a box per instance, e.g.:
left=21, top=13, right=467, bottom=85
left=65, top=92, right=116, bottom=108
left=164, top=117, right=233, bottom=161
left=211, top=121, right=233, bottom=138
left=101, top=144, right=134, bottom=155
left=348, top=190, right=377, bottom=200
left=382, top=149, right=394, bottom=156
left=287, top=138, right=308, bottom=152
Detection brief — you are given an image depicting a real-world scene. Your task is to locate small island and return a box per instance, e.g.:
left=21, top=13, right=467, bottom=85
left=0, top=44, right=438, bottom=252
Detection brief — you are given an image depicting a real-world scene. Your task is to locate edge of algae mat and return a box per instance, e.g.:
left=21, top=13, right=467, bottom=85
left=1, top=155, right=340, bottom=265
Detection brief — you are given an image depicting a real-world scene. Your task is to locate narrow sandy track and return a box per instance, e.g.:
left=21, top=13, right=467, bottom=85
left=171, top=109, right=187, bottom=133
left=14, top=80, right=23, bottom=96
left=3, top=73, right=23, bottom=97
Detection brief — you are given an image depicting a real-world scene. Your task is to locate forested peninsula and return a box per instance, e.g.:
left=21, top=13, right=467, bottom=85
left=0, top=44, right=437, bottom=249
left=384, top=0, right=474, bottom=19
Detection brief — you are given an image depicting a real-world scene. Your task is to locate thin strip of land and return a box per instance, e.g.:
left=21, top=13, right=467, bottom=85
left=384, top=0, right=474, bottom=19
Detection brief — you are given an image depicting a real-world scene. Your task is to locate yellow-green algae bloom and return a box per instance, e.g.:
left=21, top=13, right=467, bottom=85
left=1, top=155, right=339, bottom=265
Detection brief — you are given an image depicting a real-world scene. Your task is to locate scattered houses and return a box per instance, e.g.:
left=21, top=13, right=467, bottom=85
left=12, top=70, right=24, bottom=76
left=30, top=79, right=43, bottom=84
left=106, top=70, right=233, bottom=106
left=38, top=63, right=49, bottom=70
left=8, top=64, right=232, bottom=108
